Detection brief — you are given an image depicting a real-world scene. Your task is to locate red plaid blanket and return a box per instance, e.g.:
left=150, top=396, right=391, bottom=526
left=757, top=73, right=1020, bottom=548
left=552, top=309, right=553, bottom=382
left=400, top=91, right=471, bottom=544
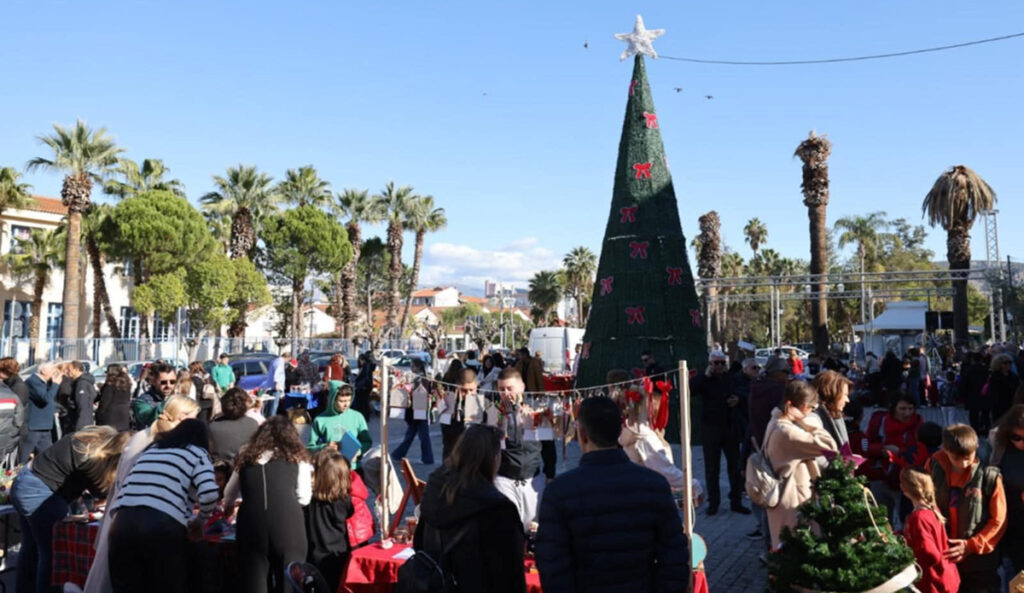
left=51, top=520, right=98, bottom=587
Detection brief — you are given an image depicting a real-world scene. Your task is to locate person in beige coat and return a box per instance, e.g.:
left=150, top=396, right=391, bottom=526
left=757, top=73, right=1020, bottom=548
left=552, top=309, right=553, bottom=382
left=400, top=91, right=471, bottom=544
left=763, top=380, right=838, bottom=550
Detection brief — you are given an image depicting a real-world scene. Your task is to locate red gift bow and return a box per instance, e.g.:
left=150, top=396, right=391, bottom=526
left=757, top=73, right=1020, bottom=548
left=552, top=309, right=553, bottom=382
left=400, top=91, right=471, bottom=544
left=624, top=389, right=643, bottom=404
left=642, top=377, right=672, bottom=431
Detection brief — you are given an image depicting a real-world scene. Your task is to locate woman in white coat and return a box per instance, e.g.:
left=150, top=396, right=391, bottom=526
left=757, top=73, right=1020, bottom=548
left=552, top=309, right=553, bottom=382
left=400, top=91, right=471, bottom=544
left=763, top=380, right=838, bottom=550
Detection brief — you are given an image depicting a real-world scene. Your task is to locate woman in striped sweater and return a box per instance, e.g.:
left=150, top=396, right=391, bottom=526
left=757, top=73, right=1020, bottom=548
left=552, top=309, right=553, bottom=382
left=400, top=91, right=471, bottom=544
left=107, top=419, right=219, bottom=593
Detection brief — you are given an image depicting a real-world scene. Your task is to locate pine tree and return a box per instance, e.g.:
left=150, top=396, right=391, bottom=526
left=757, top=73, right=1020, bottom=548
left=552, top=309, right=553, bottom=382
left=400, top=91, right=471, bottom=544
left=768, top=459, right=915, bottom=593
left=575, top=55, right=707, bottom=442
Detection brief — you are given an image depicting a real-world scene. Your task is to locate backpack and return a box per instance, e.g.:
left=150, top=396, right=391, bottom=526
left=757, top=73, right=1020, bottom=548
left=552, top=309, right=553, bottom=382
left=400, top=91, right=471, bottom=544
left=745, top=425, right=781, bottom=508
left=396, top=522, right=472, bottom=593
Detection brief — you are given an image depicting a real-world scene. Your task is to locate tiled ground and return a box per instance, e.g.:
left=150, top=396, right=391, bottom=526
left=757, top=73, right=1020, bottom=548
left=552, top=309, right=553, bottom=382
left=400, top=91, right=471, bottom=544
left=371, top=405, right=968, bottom=593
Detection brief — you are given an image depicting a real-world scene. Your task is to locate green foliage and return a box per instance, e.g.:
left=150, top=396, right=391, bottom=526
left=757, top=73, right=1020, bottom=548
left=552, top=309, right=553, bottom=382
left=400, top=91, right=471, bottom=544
left=25, top=119, right=123, bottom=181
left=103, top=158, right=185, bottom=199
left=768, top=460, right=914, bottom=593
left=0, top=166, right=32, bottom=216
left=104, top=190, right=216, bottom=277
left=231, top=258, right=271, bottom=308
left=262, top=205, right=352, bottom=284
left=3, top=226, right=65, bottom=283
left=528, top=270, right=564, bottom=324
left=133, top=271, right=186, bottom=321
left=184, top=251, right=237, bottom=331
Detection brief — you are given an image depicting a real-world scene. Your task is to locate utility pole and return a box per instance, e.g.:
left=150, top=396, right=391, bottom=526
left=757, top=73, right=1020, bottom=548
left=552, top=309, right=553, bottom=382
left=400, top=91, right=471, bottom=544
left=1009, top=255, right=1019, bottom=343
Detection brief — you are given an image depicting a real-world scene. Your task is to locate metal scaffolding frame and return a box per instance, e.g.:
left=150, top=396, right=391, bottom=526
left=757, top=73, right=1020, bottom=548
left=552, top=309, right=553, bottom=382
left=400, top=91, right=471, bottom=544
left=980, top=209, right=1005, bottom=342
left=696, top=267, right=995, bottom=348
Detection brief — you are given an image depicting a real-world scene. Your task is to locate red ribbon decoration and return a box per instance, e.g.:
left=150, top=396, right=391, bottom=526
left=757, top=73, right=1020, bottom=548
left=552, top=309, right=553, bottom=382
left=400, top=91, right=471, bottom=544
left=630, top=79, right=638, bottom=96
left=652, top=380, right=672, bottom=431
left=633, top=162, right=653, bottom=179
left=689, top=309, right=702, bottom=328
left=599, top=276, right=614, bottom=296
left=629, top=241, right=649, bottom=259
left=625, top=390, right=643, bottom=404
left=666, top=267, right=683, bottom=286
left=625, top=306, right=646, bottom=325
left=619, top=205, right=638, bottom=223
left=631, top=367, right=645, bottom=379
left=643, top=112, right=659, bottom=129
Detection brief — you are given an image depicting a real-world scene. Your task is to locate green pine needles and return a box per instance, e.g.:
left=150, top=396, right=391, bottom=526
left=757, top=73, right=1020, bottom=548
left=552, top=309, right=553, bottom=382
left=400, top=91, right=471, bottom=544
left=768, top=459, right=915, bottom=593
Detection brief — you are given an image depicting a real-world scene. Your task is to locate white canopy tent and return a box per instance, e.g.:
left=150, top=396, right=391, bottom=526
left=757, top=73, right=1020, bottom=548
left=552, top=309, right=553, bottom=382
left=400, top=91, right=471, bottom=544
left=852, top=301, right=927, bottom=356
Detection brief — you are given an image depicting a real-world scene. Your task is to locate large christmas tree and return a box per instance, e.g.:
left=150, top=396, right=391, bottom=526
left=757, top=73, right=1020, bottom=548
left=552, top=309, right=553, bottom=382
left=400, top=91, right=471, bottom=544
left=575, top=18, right=707, bottom=442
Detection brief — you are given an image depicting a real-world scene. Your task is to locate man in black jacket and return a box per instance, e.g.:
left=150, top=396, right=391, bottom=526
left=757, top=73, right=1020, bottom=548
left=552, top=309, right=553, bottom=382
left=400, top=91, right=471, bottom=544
left=690, top=350, right=749, bottom=515
left=67, top=361, right=96, bottom=430
left=493, top=367, right=544, bottom=533
left=536, top=396, right=689, bottom=593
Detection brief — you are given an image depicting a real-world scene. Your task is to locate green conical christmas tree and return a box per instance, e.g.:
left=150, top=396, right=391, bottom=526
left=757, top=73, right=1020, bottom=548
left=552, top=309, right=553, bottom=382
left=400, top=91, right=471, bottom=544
left=768, top=460, right=915, bottom=593
left=575, top=54, right=707, bottom=442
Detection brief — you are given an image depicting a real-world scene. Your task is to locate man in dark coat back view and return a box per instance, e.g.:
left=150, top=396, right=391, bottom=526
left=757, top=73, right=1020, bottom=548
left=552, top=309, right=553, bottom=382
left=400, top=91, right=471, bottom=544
left=536, top=397, right=689, bottom=593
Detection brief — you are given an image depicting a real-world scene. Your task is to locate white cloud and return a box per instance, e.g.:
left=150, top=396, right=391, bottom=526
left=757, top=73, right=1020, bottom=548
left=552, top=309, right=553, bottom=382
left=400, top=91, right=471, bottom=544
left=419, top=238, right=562, bottom=290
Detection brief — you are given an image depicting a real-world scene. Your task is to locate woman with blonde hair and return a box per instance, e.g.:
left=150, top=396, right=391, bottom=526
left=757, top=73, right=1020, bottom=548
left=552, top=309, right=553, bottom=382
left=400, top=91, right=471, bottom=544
left=899, top=468, right=959, bottom=593
left=812, top=370, right=853, bottom=451
left=11, top=425, right=130, bottom=593
left=83, top=396, right=200, bottom=593
left=763, top=381, right=837, bottom=549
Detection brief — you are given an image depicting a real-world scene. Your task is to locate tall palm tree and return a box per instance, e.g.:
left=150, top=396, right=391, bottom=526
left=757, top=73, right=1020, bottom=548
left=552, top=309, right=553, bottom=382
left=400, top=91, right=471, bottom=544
left=922, top=165, right=996, bottom=347
left=562, top=246, right=598, bottom=327
left=3, top=227, right=65, bottom=359
left=834, top=211, right=889, bottom=271
left=696, top=212, right=722, bottom=345
left=201, top=165, right=278, bottom=260
left=400, top=195, right=447, bottom=336
left=201, top=165, right=278, bottom=336
left=743, top=218, right=768, bottom=256
left=528, top=270, right=564, bottom=325
left=0, top=167, right=33, bottom=221
left=795, top=131, right=832, bottom=354
left=335, top=189, right=385, bottom=340
left=82, top=204, right=122, bottom=339
left=277, top=165, right=332, bottom=208
left=26, top=120, right=123, bottom=341
left=103, top=158, right=185, bottom=199
left=373, top=181, right=416, bottom=339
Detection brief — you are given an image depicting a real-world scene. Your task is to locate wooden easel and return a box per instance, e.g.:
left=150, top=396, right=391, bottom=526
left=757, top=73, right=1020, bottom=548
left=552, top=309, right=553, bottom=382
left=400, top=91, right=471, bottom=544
left=388, top=458, right=427, bottom=538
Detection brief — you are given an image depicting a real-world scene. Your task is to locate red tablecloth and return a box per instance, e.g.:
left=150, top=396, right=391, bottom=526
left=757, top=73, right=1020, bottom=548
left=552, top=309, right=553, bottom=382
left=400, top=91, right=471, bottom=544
left=543, top=374, right=574, bottom=393
left=345, top=542, right=542, bottom=593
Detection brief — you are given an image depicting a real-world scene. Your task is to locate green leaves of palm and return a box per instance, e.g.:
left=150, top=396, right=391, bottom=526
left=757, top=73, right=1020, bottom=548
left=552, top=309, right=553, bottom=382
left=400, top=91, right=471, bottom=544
left=278, top=165, right=332, bottom=208
left=835, top=211, right=889, bottom=265
left=26, top=119, right=123, bottom=210
left=201, top=165, right=278, bottom=259
left=529, top=270, right=564, bottom=324
left=104, top=158, right=185, bottom=199
left=0, top=167, right=32, bottom=218
left=3, top=226, right=65, bottom=282
left=743, top=218, right=768, bottom=254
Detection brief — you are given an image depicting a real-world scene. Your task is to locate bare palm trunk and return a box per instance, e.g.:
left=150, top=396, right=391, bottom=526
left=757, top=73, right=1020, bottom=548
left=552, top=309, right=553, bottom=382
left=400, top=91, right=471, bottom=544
left=385, top=221, right=403, bottom=340
left=948, top=226, right=971, bottom=348
left=62, top=210, right=82, bottom=342
left=292, top=277, right=304, bottom=351
left=31, top=272, right=46, bottom=362
left=809, top=204, right=829, bottom=353
left=399, top=230, right=425, bottom=336
left=340, top=223, right=362, bottom=341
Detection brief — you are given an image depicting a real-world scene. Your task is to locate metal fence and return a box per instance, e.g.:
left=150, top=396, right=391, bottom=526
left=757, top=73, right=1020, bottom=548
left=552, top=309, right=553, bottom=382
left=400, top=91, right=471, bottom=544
left=0, top=336, right=426, bottom=367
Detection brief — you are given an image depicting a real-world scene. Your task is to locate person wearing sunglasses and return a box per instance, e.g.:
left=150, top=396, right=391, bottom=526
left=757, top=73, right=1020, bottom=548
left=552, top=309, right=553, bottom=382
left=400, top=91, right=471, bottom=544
left=989, top=404, right=1024, bottom=575
left=690, top=350, right=749, bottom=516
left=131, top=362, right=177, bottom=429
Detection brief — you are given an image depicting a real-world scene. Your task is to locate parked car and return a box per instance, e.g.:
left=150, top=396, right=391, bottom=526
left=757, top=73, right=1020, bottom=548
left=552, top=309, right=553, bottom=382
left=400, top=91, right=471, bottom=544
left=230, top=357, right=274, bottom=391
left=754, top=346, right=809, bottom=368
left=377, top=349, right=407, bottom=364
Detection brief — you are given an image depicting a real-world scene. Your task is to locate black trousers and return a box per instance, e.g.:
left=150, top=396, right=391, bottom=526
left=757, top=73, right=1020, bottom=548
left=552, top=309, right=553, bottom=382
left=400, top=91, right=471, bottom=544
left=541, top=440, right=557, bottom=480
left=353, top=388, right=372, bottom=419
left=969, top=408, right=991, bottom=434
left=702, top=426, right=742, bottom=508
left=440, top=420, right=465, bottom=461
left=109, top=506, right=189, bottom=593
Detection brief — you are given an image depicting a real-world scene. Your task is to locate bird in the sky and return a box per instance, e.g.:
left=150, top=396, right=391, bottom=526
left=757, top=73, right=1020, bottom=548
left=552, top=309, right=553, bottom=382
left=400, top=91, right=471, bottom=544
left=705, top=95, right=714, bottom=100
left=583, top=40, right=589, bottom=50
left=673, top=87, right=683, bottom=93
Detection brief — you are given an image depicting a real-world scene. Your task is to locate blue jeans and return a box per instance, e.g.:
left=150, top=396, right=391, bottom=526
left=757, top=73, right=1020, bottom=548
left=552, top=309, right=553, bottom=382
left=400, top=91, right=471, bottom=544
left=12, top=468, right=69, bottom=593
left=392, top=419, right=434, bottom=464
left=262, top=390, right=282, bottom=417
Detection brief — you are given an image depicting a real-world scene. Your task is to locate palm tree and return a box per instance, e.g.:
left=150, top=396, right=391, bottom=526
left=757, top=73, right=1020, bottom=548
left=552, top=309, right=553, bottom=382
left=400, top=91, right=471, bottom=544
left=696, top=212, right=722, bottom=345
left=335, top=189, right=385, bottom=340
left=26, top=120, right=123, bottom=341
left=103, top=158, right=185, bottom=199
left=562, top=246, right=598, bottom=327
left=277, top=165, right=332, bottom=208
left=373, top=181, right=416, bottom=339
left=795, top=131, right=833, bottom=354
left=835, top=211, right=889, bottom=329
left=82, top=204, right=122, bottom=339
left=528, top=270, right=564, bottom=325
left=201, top=165, right=278, bottom=336
left=3, top=227, right=65, bottom=359
left=922, top=165, right=996, bottom=347
left=0, top=167, right=33, bottom=221
left=719, top=251, right=746, bottom=342
left=743, top=218, right=768, bottom=256
left=400, top=195, right=447, bottom=335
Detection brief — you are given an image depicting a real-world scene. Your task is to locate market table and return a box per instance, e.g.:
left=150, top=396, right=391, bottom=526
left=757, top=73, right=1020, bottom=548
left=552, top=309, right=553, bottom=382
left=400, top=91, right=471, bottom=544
left=344, top=542, right=543, bottom=593
left=51, top=519, right=237, bottom=589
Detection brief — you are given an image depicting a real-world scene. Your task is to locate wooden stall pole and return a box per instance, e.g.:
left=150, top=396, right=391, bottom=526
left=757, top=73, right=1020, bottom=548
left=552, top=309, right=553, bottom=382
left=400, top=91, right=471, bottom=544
left=380, top=359, right=391, bottom=539
left=679, top=360, right=695, bottom=593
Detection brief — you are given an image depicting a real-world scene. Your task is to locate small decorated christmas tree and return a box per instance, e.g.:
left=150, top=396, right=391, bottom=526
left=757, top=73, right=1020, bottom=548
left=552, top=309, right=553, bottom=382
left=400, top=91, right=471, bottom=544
left=768, top=459, right=916, bottom=593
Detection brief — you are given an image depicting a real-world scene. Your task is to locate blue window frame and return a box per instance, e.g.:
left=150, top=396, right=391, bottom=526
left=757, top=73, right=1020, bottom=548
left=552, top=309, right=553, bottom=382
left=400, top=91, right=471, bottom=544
left=45, top=303, right=63, bottom=340
left=120, top=307, right=139, bottom=339
left=2, top=300, right=31, bottom=339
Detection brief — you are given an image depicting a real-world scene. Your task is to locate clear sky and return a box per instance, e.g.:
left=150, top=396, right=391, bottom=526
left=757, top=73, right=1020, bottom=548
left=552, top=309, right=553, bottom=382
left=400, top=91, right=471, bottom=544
left=3, top=1, right=1023, bottom=293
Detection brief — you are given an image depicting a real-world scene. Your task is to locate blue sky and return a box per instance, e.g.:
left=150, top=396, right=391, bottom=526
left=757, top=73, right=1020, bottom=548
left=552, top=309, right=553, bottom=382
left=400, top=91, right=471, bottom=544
left=3, top=1, right=1023, bottom=293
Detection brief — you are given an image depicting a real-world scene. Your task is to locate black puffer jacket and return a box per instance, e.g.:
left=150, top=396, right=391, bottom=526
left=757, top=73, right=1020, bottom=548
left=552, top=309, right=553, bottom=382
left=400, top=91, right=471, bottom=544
left=412, top=466, right=526, bottom=593
left=536, top=448, right=689, bottom=593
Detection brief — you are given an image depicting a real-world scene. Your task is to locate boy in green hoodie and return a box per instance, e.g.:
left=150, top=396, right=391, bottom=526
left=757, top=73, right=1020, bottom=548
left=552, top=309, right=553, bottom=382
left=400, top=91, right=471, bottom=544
left=310, top=381, right=372, bottom=468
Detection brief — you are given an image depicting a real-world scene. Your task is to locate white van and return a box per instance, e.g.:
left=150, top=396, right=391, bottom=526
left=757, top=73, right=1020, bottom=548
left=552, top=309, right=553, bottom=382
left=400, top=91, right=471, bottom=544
left=528, top=327, right=586, bottom=372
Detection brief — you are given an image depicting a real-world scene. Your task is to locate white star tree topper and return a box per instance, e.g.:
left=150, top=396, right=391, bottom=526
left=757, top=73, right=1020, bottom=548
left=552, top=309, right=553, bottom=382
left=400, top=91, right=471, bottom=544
left=615, top=15, right=665, bottom=61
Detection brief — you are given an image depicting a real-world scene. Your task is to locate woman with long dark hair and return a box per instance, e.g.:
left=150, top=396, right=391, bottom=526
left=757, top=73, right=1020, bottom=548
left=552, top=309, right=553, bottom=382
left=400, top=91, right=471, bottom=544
left=108, top=419, right=219, bottom=593
left=95, top=364, right=133, bottom=431
left=990, top=404, right=1024, bottom=572
left=225, top=415, right=312, bottom=593
left=409, top=424, right=526, bottom=593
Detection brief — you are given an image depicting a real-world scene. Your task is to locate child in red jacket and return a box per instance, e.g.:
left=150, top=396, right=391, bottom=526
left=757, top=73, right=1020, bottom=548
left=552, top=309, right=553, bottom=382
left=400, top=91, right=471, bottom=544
left=900, top=467, right=960, bottom=593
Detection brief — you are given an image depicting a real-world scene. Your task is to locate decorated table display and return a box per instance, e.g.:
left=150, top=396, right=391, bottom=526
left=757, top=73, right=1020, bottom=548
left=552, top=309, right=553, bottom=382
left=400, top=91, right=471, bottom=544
left=768, top=460, right=917, bottom=593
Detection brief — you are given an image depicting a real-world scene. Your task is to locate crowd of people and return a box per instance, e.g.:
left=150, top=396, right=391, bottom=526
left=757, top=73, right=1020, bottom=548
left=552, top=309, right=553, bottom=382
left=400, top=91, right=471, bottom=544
left=699, top=343, right=1024, bottom=593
